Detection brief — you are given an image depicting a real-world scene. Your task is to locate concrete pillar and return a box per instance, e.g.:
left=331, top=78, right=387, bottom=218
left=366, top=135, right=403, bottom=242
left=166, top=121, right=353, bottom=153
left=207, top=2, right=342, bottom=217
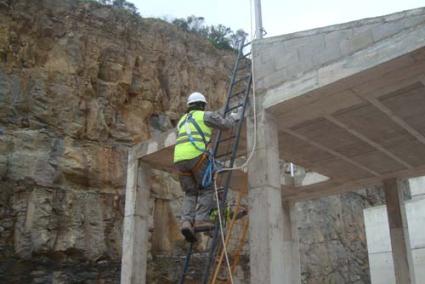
left=282, top=201, right=301, bottom=283
left=247, top=111, right=291, bottom=283
left=383, top=178, right=416, bottom=284
left=121, top=151, right=151, bottom=284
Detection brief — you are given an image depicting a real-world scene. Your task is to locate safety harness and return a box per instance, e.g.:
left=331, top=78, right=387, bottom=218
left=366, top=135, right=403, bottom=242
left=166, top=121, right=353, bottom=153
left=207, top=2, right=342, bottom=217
left=178, top=112, right=216, bottom=189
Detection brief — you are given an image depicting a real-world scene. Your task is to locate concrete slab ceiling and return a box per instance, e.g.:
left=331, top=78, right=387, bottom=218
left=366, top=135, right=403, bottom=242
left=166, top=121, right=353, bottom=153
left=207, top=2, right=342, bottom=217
left=255, top=7, right=425, bottom=200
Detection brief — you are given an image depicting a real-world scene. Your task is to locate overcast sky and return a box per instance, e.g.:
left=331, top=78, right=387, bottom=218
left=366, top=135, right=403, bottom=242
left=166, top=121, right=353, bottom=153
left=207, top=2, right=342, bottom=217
left=132, top=0, right=424, bottom=40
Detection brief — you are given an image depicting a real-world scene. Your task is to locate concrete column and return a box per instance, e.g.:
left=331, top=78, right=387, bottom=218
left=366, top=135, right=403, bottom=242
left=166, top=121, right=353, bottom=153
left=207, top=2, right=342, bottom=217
left=282, top=201, right=301, bottom=283
left=247, top=111, right=289, bottom=283
left=383, top=178, right=416, bottom=284
left=121, top=151, right=151, bottom=284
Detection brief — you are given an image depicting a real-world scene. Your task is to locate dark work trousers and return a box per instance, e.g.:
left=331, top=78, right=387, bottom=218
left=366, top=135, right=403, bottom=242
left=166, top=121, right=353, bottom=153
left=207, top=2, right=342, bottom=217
left=174, top=154, right=215, bottom=223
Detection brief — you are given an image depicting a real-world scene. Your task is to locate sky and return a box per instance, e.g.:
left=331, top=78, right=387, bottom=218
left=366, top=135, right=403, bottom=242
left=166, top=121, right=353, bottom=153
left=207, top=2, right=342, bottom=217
left=132, top=0, right=425, bottom=40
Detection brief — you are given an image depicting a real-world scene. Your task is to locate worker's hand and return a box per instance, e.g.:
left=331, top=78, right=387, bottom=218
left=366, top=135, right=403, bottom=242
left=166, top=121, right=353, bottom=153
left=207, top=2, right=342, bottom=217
left=229, top=106, right=244, bottom=122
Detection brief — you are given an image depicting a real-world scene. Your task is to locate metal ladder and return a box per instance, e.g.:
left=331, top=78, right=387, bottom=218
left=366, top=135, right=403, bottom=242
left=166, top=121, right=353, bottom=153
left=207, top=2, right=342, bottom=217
left=178, top=37, right=252, bottom=284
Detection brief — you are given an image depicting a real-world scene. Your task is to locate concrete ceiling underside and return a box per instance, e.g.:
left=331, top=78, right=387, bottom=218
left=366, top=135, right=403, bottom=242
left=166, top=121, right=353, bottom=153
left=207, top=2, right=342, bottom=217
left=275, top=47, right=425, bottom=200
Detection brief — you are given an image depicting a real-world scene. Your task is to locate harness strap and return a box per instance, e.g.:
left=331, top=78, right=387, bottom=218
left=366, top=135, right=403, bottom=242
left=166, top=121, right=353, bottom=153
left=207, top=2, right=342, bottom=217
left=177, top=131, right=211, bottom=139
left=186, top=113, right=208, bottom=147
left=177, top=113, right=214, bottom=188
left=175, top=137, right=206, bottom=145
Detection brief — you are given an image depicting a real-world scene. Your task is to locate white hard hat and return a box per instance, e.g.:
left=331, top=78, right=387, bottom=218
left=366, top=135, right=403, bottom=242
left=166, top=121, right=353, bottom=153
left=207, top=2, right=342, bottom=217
left=187, top=92, right=207, bottom=106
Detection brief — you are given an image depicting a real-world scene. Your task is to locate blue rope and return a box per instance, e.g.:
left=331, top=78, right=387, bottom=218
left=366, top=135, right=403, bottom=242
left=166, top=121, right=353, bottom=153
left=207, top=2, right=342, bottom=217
left=201, top=153, right=215, bottom=189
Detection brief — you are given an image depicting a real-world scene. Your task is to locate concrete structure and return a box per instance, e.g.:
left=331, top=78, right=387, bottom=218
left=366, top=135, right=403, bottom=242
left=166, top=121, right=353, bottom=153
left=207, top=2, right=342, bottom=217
left=121, top=7, right=425, bottom=284
left=364, top=176, right=425, bottom=284
left=383, top=179, right=415, bottom=283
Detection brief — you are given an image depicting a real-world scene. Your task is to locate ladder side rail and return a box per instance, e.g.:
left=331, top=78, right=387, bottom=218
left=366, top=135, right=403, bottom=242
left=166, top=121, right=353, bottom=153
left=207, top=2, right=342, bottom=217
left=222, top=39, right=246, bottom=114
left=179, top=242, right=194, bottom=284
left=212, top=39, right=246, bottom=156
left=201, top=225, right=222, bottom=284
left=216, top=74, right=252, bottom=194
left=209, top=82, right=251, bottom=258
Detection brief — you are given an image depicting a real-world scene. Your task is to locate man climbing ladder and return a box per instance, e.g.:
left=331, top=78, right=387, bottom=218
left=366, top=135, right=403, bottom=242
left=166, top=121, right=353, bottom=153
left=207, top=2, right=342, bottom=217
left=173, top=91, right=242, bottom=242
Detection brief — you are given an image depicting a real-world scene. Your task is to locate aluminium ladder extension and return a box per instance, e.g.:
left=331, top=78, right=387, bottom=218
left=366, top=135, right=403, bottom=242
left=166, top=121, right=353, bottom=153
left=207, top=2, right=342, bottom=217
left=178, top=37, right=252, bottom=284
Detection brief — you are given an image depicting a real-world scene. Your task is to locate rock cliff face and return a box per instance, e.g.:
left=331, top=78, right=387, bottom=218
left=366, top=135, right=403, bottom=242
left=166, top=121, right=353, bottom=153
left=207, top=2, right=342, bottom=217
left=296, top=188, right=385, bottom=284
left=0, top=0, right=234, bottom=282
left=0, top=1, right=387, bottom=283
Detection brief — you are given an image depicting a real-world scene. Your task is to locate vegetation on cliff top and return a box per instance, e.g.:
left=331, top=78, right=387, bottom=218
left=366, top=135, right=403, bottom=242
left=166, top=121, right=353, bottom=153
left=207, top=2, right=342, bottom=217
left=85, top=0, right=247, bottom=50
left=171, top=15, right=247, bottom=50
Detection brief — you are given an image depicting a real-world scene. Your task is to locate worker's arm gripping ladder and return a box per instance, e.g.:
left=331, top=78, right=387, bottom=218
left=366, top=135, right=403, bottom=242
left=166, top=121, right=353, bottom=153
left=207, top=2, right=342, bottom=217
left=178, top=37, right=252, bottom=284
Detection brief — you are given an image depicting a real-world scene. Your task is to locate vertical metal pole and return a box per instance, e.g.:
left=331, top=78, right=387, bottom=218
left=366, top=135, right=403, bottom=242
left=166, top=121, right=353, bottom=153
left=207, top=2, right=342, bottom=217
left=254, top=0, right=263, bottom=39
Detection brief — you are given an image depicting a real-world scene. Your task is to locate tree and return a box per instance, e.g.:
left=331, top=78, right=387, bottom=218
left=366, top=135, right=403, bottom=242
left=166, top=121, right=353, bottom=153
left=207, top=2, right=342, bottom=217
left=207, top=24, right=232, bottom=49
left=112, top=0, right=126, bottom=7
left=170, top=15, right=247, bottom=51
left=94, top=0, right=138, bottom=15
left=230, top=29, right=248, bottom=49
left=186, top=15, right=205, bottom=33
left=122, top=1, right=138, bottom=15
left=112, top=0, right=138, bottom=14
left=172, top=18, right=190, bottom=32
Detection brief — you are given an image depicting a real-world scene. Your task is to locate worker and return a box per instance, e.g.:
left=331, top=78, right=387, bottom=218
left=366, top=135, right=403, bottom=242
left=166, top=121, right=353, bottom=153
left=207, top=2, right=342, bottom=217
left=174, top=92, right=242, bottom=242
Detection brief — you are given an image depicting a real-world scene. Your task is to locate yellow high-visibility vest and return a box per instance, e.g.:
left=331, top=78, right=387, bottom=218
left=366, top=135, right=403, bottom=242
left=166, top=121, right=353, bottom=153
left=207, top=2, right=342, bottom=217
left=173, top=110, right=212, bottom=163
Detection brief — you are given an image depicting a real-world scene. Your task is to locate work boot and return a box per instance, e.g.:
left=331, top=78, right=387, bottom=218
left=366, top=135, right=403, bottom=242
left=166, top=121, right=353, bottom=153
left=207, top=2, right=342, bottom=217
left=181, top=221, right=196, bottom=243
left=194, top=220, right=215, bottom=232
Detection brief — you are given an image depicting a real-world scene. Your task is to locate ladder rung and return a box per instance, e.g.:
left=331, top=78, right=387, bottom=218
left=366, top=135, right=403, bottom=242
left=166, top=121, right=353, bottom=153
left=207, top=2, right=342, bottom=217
left=218, top=135, right=236, bottom=143
left=230, top=90, right=247, bottom=98
left=237, top=64, right=250, bottom=71
left=226, top=103, right=244, bottom=113
left=215, top=150, right=234, bottom=159
left=194, top=226, right=215, bottom=233
left=216, top=187, right=225, bottom=193
left=242, top=52, right=251, bottom=58
left=232, top=75, right=250, bottom=85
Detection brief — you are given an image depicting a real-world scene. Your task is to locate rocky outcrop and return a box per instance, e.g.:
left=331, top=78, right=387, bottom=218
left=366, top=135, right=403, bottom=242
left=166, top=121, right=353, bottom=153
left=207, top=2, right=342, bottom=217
left=297, top=187, right=385, bottom=284
left=0, top=0, right=234, bottom=282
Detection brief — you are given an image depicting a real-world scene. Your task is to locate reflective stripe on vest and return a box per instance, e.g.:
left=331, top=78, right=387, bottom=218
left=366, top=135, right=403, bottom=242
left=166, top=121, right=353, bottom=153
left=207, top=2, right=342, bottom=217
left=173, top=111, right=212, bottom=163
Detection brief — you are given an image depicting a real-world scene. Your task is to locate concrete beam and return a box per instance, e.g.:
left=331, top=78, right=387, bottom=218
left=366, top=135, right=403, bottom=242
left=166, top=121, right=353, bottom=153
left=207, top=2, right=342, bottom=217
left=358, top=95, right=425, bottom=147
left=281, top=128, right=380, bottom=177
left=383, top=178, right=416, bottom=284
left=247, top=111, right=291, bottom=283
left=261, top=20, right=425, bottom=110
left=133, top=130, right=177, bottom=160
left=121, top=151, right=151, bottom=284
left=325, top=115, right=413, bottom=169
left=283, top=164, right=425, bottom=202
